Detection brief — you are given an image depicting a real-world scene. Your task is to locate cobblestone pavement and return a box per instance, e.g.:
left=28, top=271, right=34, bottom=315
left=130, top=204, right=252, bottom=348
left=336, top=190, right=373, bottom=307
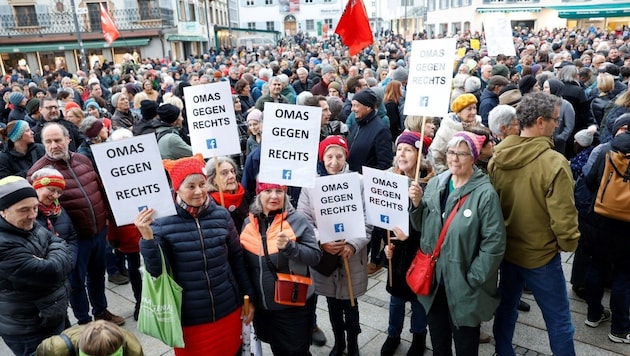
left=2, top=252, right=627, bottom=355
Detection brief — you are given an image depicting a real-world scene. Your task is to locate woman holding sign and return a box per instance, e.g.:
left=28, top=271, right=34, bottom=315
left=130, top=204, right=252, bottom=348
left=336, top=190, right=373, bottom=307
left=205, top=156, right=248, bottom=231
left=408, top=132, right=506, bottom=355
left=297, top=136, right=370, bottom=356
left=240, top=181, right=321, bottom=355
left=382, top=131, right=433, bottom=356
left=134, top=155, right=256, bottom=356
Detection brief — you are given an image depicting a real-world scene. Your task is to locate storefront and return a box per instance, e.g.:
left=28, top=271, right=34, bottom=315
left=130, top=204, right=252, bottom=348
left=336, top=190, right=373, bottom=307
left=551, top=3, right=630, bottom=32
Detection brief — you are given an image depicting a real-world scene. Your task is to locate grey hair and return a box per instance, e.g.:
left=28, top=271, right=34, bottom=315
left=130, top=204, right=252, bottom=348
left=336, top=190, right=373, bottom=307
left=464, top=76, right=481, bottom=93
left=204, top=156, right=238, bottom=192
left=446, top=135, right=473, bottom=154
left=259, top=68, right=273, bottom=81
left=109, top=128, right=133, bottom=142
left=296, top=67, right=308, bottom=75
left=79, top=116, right=100, bottom=135
left=558, top=65, right=578, bottom=82
left=453, top=74, right=469, bottom=90
left=488, top=105, right=517, bottom=137
left=31, top=166, right=63, bottom=181
left=296, top=91, right=313, bottom=105
left=249, top=189, right=295, bottom=215
left=516, top=92, right=561, bottom=129
left=277, top=74, right=289, bottom=86
left=536, top=71, right=554, bottom=91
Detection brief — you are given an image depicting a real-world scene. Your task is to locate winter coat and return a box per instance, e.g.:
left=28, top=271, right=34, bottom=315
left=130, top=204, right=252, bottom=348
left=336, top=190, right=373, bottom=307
left=254, top=94, right=289, bottom=112
left=385, top=100, right=402, bottom=139
left=345, top=101, right=390, bottom=132
left=488, top=135, right=580, bottom=268
left=28, top=153, right=108, bottom=239
left=210, top=183, right=248, bottom=232
left=347, top=109, right=393, bottom=173
left=111, top=109, right=138, bottom=130
left=155, top=125, right=192, bottom=160
left=479, top=88, right=499, bottom=127
left=240, top=210, right=321, bottom=311
left=140, top=200, right=255, bottom=327
left=590, top=94, right=613, bottom=127
left=553, top=98, right=575, bottom=155
left=8, top=105, right=27, bottom=122
left=0, top=142, right=45, bottom=179
left=37, top=207, right=78, bottom=269
left=292, top=79, right=314, bottom=95
left=410, top=168, right=506, bottom=328
left=296, top=165, right=369, bottom=300
left=601, top=104, right=629, bottom=144
left=0, top=217, right=72, bottom=336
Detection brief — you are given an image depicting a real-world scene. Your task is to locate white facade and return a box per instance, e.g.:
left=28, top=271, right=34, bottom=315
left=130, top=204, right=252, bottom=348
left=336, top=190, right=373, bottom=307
left=238, top=0, right=344, bottom=38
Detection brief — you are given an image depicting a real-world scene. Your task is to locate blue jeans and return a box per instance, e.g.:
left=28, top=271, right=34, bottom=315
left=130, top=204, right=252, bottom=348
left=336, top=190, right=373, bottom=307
left=68, top=228, right=108, bottom=324
left=585, top=256, right=630, bottom=335
left=493, top=254, right=575, bottom=356
left=388, top=295, right=428, bottom=336
left=2, top=321, right=65, bottom=356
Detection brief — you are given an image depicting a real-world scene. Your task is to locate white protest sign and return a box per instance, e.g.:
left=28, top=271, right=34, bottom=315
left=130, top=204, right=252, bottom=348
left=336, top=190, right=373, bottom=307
left=483, top=14, right=516, bottom=57
left=183, top=81, right=241, bottom=158
left=312, top=173, right=366, bottom=244
left=362, top=166, right=409, bottom=235
left=258, top=102, right=321, bottom=188
left=91, top=134, right=177, bottom=226
left=405, top=38, right=457, bottom=117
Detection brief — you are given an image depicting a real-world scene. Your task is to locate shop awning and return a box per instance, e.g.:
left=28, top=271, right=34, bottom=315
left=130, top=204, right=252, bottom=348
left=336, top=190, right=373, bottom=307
left=0, top=38, right=150, bottom=53
left=477, top=7, right=541, bottom=14
left=549, top=3, right=630, bottom=19
left=165, top=35, right=208, bottom=42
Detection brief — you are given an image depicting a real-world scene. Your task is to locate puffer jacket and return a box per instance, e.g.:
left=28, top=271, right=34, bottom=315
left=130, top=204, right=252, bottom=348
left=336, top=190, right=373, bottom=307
left=347, top=109, right=393, bottom=173
left=296, top=165, right=370, bottom=300
left=140, top=200, right=255, bottom=327
left=37, top=207, right=78, bottom=270
left=0, top=142, right=45, bottom=179
left=0, top=217, right=72, bottom=336
left=410, top=168, right=506, bottom=328
left=28, top=153, right=108, bottom=238
left=240, top=210, right=321, bottom=311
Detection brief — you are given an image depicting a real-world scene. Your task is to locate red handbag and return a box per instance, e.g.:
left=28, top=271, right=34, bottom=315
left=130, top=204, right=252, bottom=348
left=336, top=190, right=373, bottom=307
left=406, top=195, right=469, bottom=296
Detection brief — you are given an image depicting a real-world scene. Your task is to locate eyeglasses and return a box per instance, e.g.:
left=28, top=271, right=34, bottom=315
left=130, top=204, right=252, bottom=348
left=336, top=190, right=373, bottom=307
left=46, top=187, right=63, bottom=197
left=545, top=116, right=560, bottom=123
left=446, top=150, right=472, bottom=158
left=44, top=105, right=59, bottom=110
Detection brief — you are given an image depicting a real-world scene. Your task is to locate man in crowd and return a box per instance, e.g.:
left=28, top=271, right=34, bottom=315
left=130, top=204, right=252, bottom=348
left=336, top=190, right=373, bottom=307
left=28, top=123, right=125, bottom=327
left=254, top=76, right=289, bottom=111
left=489, top=92, right=580, bottom=356
left=32, top=96, right=83, bottom=151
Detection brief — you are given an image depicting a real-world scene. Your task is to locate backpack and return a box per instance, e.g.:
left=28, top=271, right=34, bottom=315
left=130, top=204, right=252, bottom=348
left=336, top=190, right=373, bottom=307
left=594, top=150, right=630, bottom=222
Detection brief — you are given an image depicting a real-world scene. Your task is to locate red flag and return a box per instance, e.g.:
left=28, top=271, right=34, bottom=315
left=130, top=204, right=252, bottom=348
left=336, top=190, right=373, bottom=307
left=334, top=0, right=374, bottom=56
left=100, top=3, right=120, bottom=44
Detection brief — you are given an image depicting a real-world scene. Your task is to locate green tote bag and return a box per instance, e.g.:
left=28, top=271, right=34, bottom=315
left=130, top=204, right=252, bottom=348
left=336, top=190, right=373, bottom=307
left=137, top=246, right=185, bottom=348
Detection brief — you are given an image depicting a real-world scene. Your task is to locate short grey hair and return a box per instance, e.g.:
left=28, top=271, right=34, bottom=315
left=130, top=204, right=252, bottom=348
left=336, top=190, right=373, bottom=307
left=488, top=105, right=517, bottom=137
left=516, top=92, right=561, bottom=129
left=558, top=65, right=578, bottom=82
left=296, top=67, right=308, bottom=75
left=204, top=156, right=238, bottom=192
left=464, top=76, right=481, bottom=93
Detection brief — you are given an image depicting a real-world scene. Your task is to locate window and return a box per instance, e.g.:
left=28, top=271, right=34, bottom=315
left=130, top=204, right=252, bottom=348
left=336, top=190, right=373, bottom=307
left=246, top=0, right=254, bottom=5
left=401, top=0, right=414, bottom=5
left=266, top=21, right=274, bottom=31
left=323, top=0, right=332, bottom=2
left=305, top=0, right=313, bottom=3
left=14, top=5, right=38, bottom=27
left=439, top=0, right=448, bottom=10
left=138, top=0, right=160, bottom=20
left=450, top=0, right=462, bottom=7
left=265, top=0, right=272, bottom=4
left=324, top=18, right=332, bottom=30
left=306, top=19, right=314, bottom=31
left=247, top=22, right=256, bottom=29
left=372, top=12, right=376, bottom=17
left=198, top=5, right=205, bottom=24
left=428, top=0, right=436, bottom=11
left=178, top=0, right=185, bottom=21
left=188, top=2, right=196, bottom=21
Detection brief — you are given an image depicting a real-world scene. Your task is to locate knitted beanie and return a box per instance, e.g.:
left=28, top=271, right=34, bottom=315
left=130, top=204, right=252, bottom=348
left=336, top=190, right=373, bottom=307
left=318, top=135, right=349, bottom=161
left=162, top=154, right=207, bottom=191
left=0, top=176, right=38, bottom=210
left=453, top=131, right=486, bottom=162
left=450, top=93, right=477, bottom=113
left=8, top=92, right=25, bottom=106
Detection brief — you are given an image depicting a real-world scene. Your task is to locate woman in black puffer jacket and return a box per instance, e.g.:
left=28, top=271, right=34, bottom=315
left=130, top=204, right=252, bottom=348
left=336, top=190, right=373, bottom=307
left=135, top=155, right=255, bottom=356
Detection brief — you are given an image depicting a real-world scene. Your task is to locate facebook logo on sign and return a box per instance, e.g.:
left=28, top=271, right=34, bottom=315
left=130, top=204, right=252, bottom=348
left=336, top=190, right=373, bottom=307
left=420, top=96, right=429, bottom=107
left=380, top=215, right=390, bottom=224
left=282, top=170, right=292, bottom=180
left=334, top=223, right=344, bottom=233
left=137, top=205, right=148, bottom=212
left=206, top=139, right=217, bottom=149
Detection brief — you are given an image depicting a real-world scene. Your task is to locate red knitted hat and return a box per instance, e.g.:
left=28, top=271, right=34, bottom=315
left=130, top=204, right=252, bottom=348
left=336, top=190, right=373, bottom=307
left=318, top=135, right=349, bottom=161
left=163, top=154, right=207, bottom=191
left=64, top=102, right=81, bottom=112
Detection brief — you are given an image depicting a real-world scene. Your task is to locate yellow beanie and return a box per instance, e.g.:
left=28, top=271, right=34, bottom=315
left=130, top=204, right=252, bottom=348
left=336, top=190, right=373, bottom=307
left=450, top=93, right=477, bottom=113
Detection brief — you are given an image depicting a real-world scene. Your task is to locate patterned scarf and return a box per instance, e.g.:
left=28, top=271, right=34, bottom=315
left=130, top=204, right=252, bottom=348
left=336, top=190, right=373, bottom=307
left=38, top=200, right=62, bottom=233
left=176, top=194, right=210, bottom=218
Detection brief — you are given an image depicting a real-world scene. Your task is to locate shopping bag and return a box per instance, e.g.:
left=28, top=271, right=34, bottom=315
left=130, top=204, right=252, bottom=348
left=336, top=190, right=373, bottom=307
left=137, top=246, right=185, bottom=348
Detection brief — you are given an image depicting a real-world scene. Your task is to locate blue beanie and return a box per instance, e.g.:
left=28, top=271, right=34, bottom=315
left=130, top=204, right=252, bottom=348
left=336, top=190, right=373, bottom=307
left=8, top=92, right=25, bottom=106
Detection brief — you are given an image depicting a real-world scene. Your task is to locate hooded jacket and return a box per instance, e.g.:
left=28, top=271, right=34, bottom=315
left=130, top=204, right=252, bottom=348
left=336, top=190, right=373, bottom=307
left=479, top=87, right=499, bottom=126
left=488, top=135, right=580, bottom=268
left=347, top=109, right=393, bottom=173
left=410, top=168, right=506, bottom=327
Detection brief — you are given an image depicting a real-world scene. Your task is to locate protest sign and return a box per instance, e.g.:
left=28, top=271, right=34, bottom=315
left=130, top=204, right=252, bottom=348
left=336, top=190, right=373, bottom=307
left=362, top=166, right=409, bottom=235
left=404, top=37, right=457, bottom=117
left=312, top=173, right=365, bottom=244
left=483, top=14, right=516, bottom=57
left=91, top=134, right=176, bottom=225
left=183, top=81, right=241, bottom=158
left=258, top=102, right=321, bottom=188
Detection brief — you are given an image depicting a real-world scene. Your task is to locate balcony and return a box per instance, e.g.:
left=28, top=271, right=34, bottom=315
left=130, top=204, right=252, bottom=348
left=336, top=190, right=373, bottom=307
left=0, top=7, right=174, bottom=38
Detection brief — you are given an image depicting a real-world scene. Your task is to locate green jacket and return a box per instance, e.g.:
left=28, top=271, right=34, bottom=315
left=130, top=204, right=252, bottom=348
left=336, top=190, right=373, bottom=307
left=410, top=168, right=506, bottom=328
left=488, top=135, right=580, bottom=269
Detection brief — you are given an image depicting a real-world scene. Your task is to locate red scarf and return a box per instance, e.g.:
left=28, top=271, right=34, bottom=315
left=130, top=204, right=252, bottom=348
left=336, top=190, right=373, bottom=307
left=38, top=200, right=62, bottom=234
left=210, top=184, right=245, bottom=212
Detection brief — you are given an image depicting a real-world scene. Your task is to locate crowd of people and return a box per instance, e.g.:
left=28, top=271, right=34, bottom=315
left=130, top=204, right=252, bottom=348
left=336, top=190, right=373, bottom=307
left=0, top=24, right=630, bottom=355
